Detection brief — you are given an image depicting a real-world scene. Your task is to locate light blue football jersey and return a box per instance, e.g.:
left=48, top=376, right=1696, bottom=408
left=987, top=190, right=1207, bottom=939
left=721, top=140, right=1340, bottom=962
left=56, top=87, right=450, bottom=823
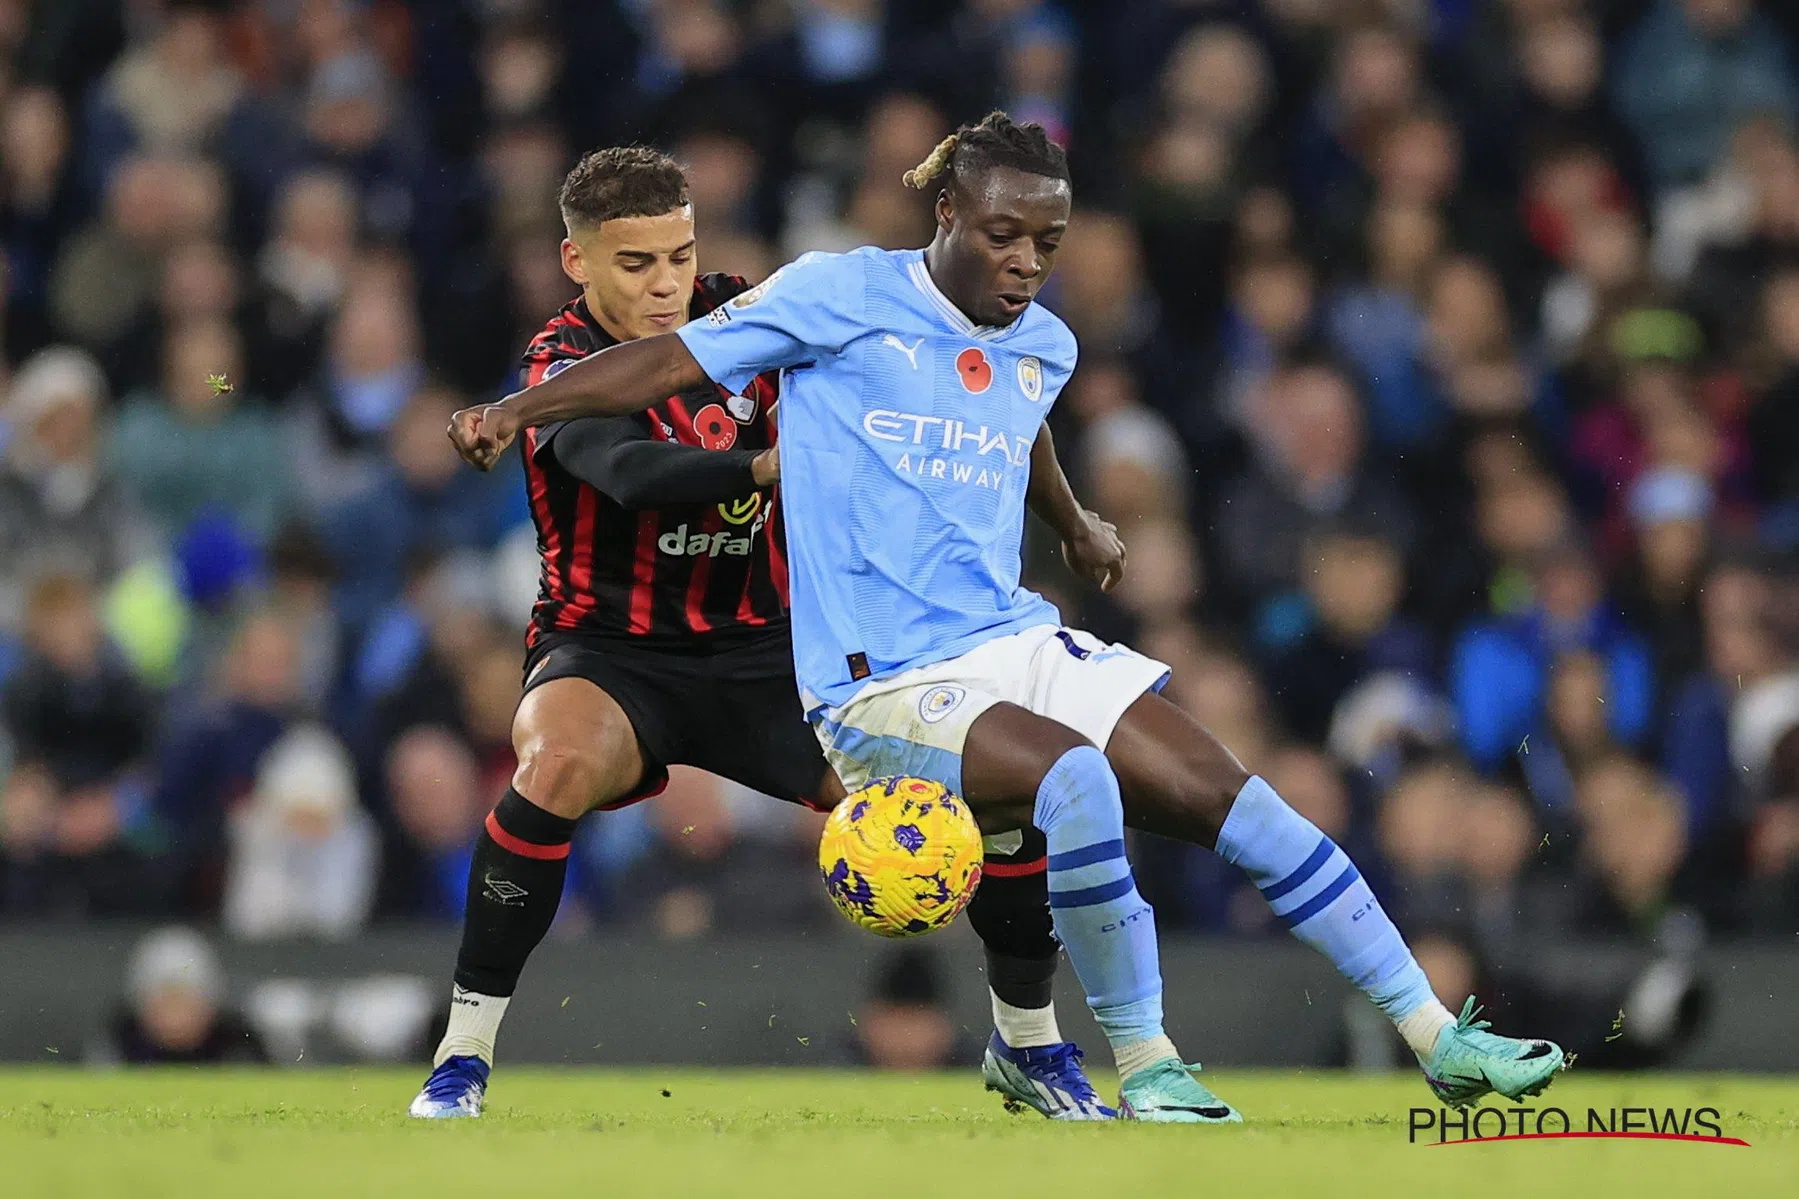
left=676, top=246, right=1077, bottom=715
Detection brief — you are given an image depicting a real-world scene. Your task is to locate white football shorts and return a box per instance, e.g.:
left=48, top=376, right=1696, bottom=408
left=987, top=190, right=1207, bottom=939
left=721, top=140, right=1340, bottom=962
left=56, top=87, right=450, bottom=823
left=811, top=623, right=1170, bottom=803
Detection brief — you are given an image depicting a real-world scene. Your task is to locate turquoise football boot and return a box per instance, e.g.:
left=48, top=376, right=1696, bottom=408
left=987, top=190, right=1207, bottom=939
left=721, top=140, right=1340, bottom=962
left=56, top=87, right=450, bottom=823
left=1117, top=1058, right=1243, bottom=1124
left=1419, top=996, right=1566, bottom=1108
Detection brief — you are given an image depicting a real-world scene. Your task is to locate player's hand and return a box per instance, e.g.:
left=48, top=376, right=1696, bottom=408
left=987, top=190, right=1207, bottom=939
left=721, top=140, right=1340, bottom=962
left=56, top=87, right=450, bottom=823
left=448, top=403, right=520, bottom=471
left=751, top=444, right=780, bottom=487
left=1063, top=508, right=1126, bottom=592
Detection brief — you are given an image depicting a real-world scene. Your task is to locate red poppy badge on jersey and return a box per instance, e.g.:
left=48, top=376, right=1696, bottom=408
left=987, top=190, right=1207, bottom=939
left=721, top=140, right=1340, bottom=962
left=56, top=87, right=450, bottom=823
left=692, top=403, right=738, bottom=450
left=957, top=346, right=993, bottom=393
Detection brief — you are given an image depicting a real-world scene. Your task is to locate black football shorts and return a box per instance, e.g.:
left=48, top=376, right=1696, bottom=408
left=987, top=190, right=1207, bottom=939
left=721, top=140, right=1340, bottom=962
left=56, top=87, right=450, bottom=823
left=520, top=628, right=830, bottom=810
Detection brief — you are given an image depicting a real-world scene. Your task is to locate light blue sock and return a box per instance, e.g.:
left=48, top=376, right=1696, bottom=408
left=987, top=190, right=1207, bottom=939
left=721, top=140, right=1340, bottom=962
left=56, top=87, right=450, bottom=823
left=1033, top=746, right=1165, bottom=1051
left=1216, top=776, right=1437, bottom=1022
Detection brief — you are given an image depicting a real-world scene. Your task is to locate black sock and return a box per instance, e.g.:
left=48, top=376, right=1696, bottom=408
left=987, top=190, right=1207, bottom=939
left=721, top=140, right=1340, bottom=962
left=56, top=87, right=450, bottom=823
left=452, top=788, right=579, bottom=998
left=965, top=826, right=1058, bottom=1009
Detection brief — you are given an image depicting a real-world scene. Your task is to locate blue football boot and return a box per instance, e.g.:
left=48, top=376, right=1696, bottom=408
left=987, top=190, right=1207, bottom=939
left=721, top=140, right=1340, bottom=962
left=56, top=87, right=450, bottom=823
left=981, top=1032, right=1116, bottom=1120
left=408, top=1055, right=490, bottom=1119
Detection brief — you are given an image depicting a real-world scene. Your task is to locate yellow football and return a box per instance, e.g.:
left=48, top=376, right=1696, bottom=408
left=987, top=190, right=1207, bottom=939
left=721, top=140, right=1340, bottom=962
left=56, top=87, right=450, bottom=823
left=818, top=776, right=984, bottom=937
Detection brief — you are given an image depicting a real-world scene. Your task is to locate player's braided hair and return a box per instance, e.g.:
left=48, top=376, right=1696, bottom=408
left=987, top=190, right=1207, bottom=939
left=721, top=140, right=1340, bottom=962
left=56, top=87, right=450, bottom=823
left=558, top=145, right=690, bottom=231
left=902, top=111, right=1070, bottom=193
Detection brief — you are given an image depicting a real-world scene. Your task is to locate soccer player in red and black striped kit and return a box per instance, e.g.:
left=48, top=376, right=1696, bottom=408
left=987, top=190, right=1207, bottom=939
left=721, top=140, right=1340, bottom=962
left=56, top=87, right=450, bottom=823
left=412, top=148, right=1074, bottom=1119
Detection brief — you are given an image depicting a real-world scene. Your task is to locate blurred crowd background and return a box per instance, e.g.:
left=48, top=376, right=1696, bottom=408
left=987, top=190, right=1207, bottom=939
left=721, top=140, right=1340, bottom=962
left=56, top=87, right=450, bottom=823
left=3, top=0, right=1799, bottom=1012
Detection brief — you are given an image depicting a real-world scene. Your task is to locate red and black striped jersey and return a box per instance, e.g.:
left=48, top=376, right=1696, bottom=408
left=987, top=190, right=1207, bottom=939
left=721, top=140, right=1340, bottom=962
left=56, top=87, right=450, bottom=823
left=518, top=274, right=788, bottom=651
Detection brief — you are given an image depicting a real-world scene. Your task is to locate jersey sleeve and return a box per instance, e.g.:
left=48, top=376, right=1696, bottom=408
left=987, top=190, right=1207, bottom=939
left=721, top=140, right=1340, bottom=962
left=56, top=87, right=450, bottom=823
left=675, top=251, right=868, bottom=394
left=545, top=415, right=758, bottom=508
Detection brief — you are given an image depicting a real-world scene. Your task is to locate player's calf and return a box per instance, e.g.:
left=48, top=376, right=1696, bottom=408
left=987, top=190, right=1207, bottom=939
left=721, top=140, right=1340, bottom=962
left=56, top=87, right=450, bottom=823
left=413, top=680, right=647, bottom=1117
left=1106, top=693, right=1562, bottom=1100
left=961, top=706, right=1185, bottom=1096
left=966, top=827, right=1117, bottom=1117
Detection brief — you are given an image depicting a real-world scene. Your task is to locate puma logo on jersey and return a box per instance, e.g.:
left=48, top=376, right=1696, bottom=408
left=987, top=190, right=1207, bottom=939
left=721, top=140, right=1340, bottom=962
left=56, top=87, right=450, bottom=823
left=880, top=334, right=924, bottom=369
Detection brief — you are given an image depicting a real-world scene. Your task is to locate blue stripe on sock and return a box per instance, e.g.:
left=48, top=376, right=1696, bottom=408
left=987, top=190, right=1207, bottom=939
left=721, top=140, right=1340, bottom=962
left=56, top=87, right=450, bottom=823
left=1047, top=838, right=1126, bottom=871
left=1260, top=835, right=1336, bottom=902
left=1049, top=874, right=1136, bottom=909
left=1278, top=863, right=1361, bottom=928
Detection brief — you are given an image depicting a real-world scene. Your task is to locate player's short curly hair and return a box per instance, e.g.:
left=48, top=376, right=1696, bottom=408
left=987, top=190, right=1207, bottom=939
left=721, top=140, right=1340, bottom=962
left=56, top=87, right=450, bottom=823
left=902, top=111, right=1070, bottom=194
left=558, top=146, right=691, bottom=232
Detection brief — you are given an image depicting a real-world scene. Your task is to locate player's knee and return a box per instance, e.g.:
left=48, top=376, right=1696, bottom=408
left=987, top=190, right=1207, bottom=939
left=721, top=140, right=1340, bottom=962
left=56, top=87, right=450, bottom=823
left=513, top=739, right=620, bottom=818
left=1170, top=758, right=1250, bottom=836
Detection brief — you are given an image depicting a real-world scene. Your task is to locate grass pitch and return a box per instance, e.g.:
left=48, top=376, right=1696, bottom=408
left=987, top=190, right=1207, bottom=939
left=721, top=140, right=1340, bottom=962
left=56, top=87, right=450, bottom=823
left=3, top=1068, right=1795, bottom=1198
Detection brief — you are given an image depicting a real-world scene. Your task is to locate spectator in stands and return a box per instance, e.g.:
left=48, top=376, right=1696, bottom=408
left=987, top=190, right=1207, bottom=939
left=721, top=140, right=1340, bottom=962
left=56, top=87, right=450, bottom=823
left=81, top=1, right=247, bottom=182
left=100, top=926, right=268, bottom=1065
left=1512, top=648, right=1626, bottom=824
left=1745, top=724, right=1799, bottom=930
left=1215, top=357, right=1416, bottom=607
left=380, top=724, right=486, bottom=921
left=1451, top=535, right=1655, bottom=775
left=0, top=572, right=157, bottom=915
left=849, top=945, right=969, bottom=1070
left=223, top=723, right=377, bottom=941
left=1066, top=358, right=1190, bottom=529
left=113, top=317, right=294, bottom=544
left=1619, top=466, right=1713, bottom=691
left=1376, top=758, right=1468, bottom=926
left=0, top=346, right=150, bottom=632
left=1468, top=454, right=1575, bottom=621
left=1259, top=522, right=1432, bottom=745
left=1423, top=256, right=1521, bottom=407
left=247, top=170, right=358, bottom=402
left=49, top=154, right=227, bottom=359
left=289, top=279, right=425, bottom=510
left=264, top=524, right=342, bottom=718
left=1293, top=22, right=1424, bottom=218
left=1, top=84, right=75, bottom=357
left=1567, top=756, right=1692, bottom=939
left=1325, top=193, right=1446, bottom=449
left=1612, top=0, right=1799, bottom=194
left=1509, top=9, right=1645, bottom=198
left=621, top=767, right=830, bottom=939
left=361, top=552, right=505, bottom=742
left=1213, top=251, right=1316, bottom=441
left=150, top=606, right=305, bottom=913
left=1746, top=267, right=1799, bottom=527
left=1663, top=558, right=1791, bottom=844
left=319, top=384, right=521, bottom=627
left=300, top=47, right=430, bottom=247
left=1687, top=125, right=1799, bottom=354
left=1045, top=210, right=1160, bottom=362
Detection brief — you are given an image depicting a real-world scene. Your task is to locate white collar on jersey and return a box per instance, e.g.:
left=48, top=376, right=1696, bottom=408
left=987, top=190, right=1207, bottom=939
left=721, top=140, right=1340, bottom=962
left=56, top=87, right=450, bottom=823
left=906, top=254, right=1020, bottom=341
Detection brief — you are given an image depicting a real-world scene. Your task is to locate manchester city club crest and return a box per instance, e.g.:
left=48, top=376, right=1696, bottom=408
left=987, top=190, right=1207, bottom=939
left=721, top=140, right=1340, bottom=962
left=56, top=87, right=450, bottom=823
left=918, top=684, right=967, bottom=724
left=1016, top=355, right=1044, bottom=403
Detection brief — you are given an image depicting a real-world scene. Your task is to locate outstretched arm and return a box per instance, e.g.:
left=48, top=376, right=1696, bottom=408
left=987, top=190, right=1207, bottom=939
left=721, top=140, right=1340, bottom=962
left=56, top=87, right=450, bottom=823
left=549, top=416, right=777, bottom=506
left=1027, top=422, right=1126, bottom=592
left=449, top=334, right=710, bottom=471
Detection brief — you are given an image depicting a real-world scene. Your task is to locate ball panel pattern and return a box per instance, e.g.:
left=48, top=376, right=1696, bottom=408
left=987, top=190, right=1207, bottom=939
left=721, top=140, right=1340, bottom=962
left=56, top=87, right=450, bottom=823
left=818, top=776, right=984, bottom=937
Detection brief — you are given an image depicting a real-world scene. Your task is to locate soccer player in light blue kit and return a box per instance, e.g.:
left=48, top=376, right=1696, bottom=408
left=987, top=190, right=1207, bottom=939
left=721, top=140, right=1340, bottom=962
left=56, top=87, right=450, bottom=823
left=451, top=112, right=1566, bottom=1120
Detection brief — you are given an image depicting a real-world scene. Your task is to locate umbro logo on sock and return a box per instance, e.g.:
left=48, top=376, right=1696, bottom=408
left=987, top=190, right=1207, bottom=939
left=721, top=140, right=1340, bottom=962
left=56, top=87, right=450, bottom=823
left=482, top=872, right=529, bottom=907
